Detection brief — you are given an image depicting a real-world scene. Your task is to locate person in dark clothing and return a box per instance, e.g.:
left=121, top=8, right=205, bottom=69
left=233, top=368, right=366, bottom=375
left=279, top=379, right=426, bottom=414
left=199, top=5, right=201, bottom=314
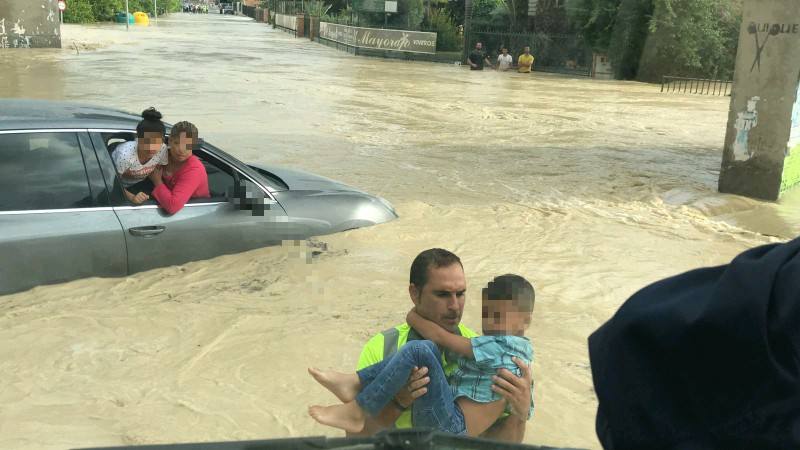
left=467, top=42, right=492, bottom=71
left=589, top=237, right=800, bottom=450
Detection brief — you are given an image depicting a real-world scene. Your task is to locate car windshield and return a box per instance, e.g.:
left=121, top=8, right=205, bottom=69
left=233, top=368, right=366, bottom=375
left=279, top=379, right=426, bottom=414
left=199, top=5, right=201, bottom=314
left=1, top=1, right=797, bottom=450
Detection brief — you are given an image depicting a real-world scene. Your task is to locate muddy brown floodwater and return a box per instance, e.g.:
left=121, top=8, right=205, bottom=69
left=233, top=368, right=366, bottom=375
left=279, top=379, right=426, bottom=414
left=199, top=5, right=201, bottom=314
left=0, top=12, right=797, bottom=450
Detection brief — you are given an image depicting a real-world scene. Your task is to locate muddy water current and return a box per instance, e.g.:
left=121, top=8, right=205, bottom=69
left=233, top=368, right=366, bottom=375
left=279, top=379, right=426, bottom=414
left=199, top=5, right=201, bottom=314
left=0, top=13, right=797, bottom=450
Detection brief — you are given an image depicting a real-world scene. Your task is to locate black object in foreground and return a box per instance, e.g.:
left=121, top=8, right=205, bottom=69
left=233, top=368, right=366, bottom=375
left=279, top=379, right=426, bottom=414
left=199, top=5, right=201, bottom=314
left=73, top=428, right=588, bottom=450
left=589, top=237, right=800, bottom=450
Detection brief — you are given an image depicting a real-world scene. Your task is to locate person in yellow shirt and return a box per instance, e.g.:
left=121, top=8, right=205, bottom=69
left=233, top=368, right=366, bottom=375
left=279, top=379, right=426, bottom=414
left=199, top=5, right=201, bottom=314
left=518, top=46, right=534, bottom=73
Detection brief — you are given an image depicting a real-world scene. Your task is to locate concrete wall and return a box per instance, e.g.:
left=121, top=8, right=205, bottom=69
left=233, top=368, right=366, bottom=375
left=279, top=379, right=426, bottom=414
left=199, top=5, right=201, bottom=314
left=0, top=0, right=60, bottom=49
left=718, top=0, right=800, bottom=200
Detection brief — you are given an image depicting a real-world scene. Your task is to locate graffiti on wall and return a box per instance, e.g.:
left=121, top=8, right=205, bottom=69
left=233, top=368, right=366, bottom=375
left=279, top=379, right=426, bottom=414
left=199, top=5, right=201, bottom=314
left=0, top=18, right=33, bottom=48
left=748, top=22, right=800, bottom=72
left=732, top=96, right=761, bottom=161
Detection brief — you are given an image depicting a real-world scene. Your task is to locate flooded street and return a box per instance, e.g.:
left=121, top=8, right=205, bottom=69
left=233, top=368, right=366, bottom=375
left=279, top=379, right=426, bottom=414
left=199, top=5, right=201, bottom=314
left=0, top=13, right=795, bottom=450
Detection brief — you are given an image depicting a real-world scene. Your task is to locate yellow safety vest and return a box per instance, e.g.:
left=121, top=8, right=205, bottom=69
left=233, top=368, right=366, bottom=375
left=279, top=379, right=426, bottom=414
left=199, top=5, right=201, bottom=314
left=356, top=322, right=479, bottom=429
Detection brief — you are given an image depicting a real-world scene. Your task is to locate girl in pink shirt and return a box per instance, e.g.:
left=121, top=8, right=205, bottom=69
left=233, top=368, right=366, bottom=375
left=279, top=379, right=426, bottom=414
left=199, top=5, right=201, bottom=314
left=148, top=121, right=210, bottom=214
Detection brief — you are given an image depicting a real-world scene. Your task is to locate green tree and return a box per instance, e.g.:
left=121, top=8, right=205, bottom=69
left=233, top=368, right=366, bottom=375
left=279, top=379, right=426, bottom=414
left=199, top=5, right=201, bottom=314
left=428, top=8, right=460, bottom=50
left=606, top=0, right=652, bottom=79
left=63, top=0, right=182, bottom=23
left=637, top=0, right=742, bottom=81
left=63, top=0, right=96, bottom=23
left=92, top=0, right=125, bottom=21
left=565, top=0, right=620, bottom=51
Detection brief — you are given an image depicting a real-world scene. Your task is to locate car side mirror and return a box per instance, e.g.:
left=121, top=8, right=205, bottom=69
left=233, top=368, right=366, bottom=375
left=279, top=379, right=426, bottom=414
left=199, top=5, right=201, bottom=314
left=228, top=178, right=272, bottom=216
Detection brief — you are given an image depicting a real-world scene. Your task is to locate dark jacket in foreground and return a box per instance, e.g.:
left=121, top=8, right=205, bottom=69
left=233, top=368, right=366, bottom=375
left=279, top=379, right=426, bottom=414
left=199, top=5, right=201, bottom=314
left=589, top=238, right=800, bottom=450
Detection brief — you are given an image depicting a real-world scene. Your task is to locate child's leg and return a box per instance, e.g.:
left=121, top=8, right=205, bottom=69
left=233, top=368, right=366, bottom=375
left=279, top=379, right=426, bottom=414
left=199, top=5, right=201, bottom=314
left=307, top=368, right=361, bottom=403
left=355, top=340, right=443, bottom=417
left=306, top=353, right=401, bottom=404
left=308, top=341, right=440, bottom=434
left=409, top=353, right=467, bottom=435
left=354, top=354, right=394, bottom=389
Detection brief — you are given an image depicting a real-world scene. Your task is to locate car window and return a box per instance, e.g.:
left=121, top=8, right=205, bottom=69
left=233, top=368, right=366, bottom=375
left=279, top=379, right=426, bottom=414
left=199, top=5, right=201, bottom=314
left=0, top=132, right=93, bottom=211
left=194, top=149, right=235, bottom=200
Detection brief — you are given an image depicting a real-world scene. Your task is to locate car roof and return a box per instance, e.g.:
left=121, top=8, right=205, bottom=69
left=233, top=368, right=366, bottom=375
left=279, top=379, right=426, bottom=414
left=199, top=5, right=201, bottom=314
left=0, top=98, right=143, bottom=132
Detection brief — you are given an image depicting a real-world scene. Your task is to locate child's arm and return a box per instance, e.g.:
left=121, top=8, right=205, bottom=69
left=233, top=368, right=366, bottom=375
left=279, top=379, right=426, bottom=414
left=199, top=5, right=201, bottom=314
left=406, top=309, right=474, bottom=359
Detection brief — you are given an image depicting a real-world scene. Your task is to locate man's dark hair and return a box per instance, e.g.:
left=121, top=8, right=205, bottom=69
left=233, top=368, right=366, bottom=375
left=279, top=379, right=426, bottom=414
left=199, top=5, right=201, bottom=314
left=136, top=107, right=166, bottom=138
left=409, top=248, right=463, bottom=290
left=483, top=274, right=535, bottom=312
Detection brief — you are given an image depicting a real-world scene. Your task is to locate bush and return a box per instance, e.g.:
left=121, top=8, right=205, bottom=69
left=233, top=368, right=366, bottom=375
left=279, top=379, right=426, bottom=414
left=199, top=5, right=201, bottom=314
left=63, top=0, right=181, bottom=23
left=428, top=8, right=460, bottom=51
left=64, top=0, right=96, bottom=23
left=92, top=0, right=124, bottom=21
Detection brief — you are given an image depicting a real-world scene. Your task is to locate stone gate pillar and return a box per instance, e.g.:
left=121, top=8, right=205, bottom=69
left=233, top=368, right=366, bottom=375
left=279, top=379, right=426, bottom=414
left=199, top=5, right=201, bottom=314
left=0, top=0, right=61, bottom=48
left=718, top=0, right=800, bottom=200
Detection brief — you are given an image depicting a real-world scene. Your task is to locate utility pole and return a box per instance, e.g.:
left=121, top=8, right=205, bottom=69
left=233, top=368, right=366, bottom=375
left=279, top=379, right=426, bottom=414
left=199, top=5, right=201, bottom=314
left=154, top=0, right=158, bottom=24
left=125, top=0, right=130, bottom=30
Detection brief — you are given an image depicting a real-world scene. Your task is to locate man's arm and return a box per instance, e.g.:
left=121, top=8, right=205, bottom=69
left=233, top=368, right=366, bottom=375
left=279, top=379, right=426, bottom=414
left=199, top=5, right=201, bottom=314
left=349, top=366, right=429, bottom=436
left=347, top=332, right=431, bottom=437
left=406, top=309, right=473, bottom=358
left=481, top=357, right=532, bottom=443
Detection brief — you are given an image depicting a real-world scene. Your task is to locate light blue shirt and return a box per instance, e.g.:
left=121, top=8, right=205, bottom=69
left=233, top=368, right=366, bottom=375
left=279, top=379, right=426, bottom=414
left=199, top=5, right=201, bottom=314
left=449, top=335, right=534, bottom=419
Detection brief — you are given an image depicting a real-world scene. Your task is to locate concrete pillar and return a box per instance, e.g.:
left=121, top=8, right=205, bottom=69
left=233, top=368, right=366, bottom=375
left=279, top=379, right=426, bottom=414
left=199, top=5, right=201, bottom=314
left=296, top=12, right=305, bottom=37
left=718, top=0, right=800, bottom=200
left=309, top=16, right=318, bottom=41
left=0, top=0, right=61, bottom=48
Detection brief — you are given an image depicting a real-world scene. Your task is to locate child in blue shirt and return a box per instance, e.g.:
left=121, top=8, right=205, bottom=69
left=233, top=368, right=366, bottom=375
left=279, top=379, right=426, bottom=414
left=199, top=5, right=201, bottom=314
left=308, top=274, right=535, bottom=436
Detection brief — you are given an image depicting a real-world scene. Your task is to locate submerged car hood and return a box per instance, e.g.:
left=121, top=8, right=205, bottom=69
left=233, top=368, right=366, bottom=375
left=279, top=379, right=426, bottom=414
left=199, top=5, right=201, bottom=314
left=248, top=163, right=366, bottom=194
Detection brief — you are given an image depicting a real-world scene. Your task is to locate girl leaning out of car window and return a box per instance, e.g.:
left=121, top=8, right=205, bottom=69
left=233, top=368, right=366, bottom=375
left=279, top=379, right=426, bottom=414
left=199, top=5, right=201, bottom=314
left=112, top=107, right=169, bottom=204
left=148, top=121, right=210, bottom=215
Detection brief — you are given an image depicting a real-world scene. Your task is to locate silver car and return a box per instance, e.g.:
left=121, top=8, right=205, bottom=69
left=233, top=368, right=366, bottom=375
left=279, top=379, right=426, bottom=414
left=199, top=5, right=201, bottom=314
left=0, top=99, right=398, bottom=295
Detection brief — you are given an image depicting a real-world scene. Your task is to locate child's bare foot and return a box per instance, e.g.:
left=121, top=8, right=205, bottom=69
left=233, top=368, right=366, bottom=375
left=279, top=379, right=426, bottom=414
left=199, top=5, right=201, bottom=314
left=308, top=367, right=361, bottom=403
left=308, top=401, right=366, bottom=433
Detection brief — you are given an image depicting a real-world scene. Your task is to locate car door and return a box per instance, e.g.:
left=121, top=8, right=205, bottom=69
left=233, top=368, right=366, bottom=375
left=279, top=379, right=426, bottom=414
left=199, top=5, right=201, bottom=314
left=90, top=131, right=290, bottom=274
left=0, top=130, right=127, bottom=296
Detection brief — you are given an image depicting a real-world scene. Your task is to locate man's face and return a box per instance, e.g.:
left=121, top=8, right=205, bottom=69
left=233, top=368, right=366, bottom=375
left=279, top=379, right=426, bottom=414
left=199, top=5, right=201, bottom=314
left=409, top=263, right=466, bottom=332
left=476, top=43, right=482, bottom=50
left=524, top=47, right=530, bottom=54
left=502, top=48, right=508, bottom=55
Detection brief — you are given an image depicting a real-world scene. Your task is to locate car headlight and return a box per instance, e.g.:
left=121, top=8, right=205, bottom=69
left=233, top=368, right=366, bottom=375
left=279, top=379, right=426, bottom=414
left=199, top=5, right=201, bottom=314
left=377, top=196, right=397, bottom=216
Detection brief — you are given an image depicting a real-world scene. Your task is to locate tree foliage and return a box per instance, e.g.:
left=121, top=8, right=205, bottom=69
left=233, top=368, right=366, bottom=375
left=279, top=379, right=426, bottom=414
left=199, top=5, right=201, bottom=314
left=565, top=0, right=620, bottom=51
left=64, top=0, right=97, bottom=23
left=428, top=8, right=460, bottom=50
left=64, top=0, right=182, bottom=23
left=606, top=0, right=652, bottom=79
left=637, top=0, right=742, bottom=81
left=567, top=0, right=741, bottom=80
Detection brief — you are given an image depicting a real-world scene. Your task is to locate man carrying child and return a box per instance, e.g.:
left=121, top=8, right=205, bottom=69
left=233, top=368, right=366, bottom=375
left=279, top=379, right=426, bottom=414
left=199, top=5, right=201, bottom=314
left=311, top=248, right=533, bottom=442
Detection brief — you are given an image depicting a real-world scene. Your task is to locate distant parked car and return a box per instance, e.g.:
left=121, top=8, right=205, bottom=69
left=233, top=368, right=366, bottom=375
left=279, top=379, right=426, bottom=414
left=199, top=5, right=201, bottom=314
left=0, top=99, right=398, bottom=295
left=222, top=3, right=234, bottom=14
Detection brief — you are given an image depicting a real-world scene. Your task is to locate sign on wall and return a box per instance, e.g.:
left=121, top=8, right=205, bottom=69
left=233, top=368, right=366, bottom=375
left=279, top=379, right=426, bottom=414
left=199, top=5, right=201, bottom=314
left=319, top=22, right=436, bottom=54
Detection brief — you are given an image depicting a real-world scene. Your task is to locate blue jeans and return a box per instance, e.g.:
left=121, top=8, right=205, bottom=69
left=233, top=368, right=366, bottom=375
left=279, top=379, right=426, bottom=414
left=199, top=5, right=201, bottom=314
left=355, top=340, right=467, bottom=435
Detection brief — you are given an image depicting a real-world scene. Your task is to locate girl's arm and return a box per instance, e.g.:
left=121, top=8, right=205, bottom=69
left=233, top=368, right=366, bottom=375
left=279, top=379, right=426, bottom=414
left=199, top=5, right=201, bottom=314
left=151, top=164, right=203, bottom=214
left=406, top=309, right=474, bottom=359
